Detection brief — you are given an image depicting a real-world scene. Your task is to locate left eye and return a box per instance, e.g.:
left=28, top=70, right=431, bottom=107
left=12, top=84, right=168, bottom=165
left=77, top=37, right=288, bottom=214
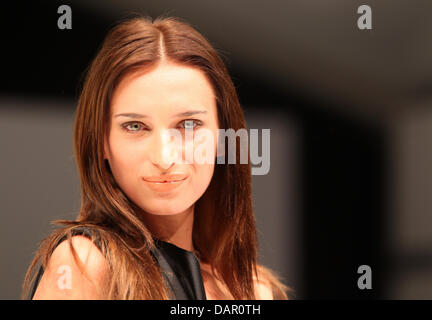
left=179, top=119, right=201, bottom=130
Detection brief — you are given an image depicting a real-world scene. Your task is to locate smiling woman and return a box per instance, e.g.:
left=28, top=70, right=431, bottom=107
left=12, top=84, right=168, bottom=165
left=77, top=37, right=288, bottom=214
left=21, top=15, right=294, bottom=300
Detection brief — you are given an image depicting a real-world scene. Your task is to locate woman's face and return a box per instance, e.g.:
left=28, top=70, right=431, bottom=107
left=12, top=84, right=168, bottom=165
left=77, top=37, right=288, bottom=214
left=104, top=60, right=219, bottom=216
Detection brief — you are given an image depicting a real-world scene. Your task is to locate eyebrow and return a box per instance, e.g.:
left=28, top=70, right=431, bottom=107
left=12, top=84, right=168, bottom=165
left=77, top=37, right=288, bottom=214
left=114, top=110, right=208, bottom=119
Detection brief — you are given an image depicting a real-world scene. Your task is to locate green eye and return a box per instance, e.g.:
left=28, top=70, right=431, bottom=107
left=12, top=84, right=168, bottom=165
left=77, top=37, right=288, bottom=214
left=122, top=122, right=146, bottom=133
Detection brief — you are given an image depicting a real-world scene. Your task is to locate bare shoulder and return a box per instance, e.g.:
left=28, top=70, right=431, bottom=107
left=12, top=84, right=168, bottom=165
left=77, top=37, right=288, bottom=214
left=253, top=268, right=274, bottom=300
left=33, top=235, right=110, bottom=300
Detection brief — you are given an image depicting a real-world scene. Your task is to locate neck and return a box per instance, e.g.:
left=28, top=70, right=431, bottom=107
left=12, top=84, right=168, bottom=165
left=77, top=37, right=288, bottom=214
left=140, top=205, right=195, bottom=253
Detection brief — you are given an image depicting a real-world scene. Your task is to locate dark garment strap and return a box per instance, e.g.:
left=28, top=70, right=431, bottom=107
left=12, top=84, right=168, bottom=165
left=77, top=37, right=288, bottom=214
left=29, top=227, right=207, bottom=300
left=150, top=238, right=207, bottom=300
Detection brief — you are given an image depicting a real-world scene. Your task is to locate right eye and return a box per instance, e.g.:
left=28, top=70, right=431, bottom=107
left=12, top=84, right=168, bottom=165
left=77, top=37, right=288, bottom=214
left=121, top=122, right=147, bottom=133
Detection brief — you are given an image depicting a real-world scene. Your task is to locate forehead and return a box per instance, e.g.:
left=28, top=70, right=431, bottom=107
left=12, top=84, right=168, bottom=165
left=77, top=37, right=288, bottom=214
left=110, top=61, right=217, bottom=116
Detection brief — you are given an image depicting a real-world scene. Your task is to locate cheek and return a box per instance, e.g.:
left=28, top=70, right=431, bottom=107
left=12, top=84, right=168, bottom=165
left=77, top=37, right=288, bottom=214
left=107, top=136, right=142, bottom=182
left=187, top=128, right=218, bottom=163
left=191, top=163, right=215, bottom=195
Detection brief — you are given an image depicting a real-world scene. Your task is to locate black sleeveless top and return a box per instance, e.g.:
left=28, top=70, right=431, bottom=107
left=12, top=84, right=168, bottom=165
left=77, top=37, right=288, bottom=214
left=29, top=227, right=207, bottom=300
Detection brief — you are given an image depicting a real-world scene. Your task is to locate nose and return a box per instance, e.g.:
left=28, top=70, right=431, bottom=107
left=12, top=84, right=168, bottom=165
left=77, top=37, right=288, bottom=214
left=149, top=129, right=179, bottom=171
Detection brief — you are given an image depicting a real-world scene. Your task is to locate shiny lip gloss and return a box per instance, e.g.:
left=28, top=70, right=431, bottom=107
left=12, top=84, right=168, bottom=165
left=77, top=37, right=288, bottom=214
left=142, top=174, right=188, bottom=192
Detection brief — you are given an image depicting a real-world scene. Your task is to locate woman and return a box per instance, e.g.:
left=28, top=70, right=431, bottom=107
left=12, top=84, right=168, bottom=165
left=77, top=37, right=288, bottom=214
left=22, top=15, right=294, bottom=300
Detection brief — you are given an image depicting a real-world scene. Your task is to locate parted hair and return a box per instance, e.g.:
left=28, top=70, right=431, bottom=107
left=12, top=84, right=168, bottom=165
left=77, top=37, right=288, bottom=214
left=22, top=14, right=294, bottom=300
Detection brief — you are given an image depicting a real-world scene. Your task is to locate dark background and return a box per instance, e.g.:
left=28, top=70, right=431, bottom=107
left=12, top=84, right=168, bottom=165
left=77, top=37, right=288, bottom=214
left=1, top=0, right=432, bottom=299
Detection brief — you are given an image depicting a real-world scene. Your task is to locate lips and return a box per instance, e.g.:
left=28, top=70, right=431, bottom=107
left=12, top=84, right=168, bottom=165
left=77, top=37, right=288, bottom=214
left=142, top=174, right=188, bottom=193
left=142, top=174, right=188, bottom=183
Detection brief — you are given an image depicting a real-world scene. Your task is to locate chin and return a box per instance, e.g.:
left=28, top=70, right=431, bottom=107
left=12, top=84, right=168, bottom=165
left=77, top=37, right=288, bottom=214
left=140, top=201, right=192, bottom=216
left=146, top=209, right=181, bottom=216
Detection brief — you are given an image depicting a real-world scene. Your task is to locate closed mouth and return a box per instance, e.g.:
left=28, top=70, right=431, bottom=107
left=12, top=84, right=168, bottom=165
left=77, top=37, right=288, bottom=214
left=148, top=179, right=186, bottom=184
left=142, top=174, right=188, bottom=183
left=142, top=175, right=188, bottom=193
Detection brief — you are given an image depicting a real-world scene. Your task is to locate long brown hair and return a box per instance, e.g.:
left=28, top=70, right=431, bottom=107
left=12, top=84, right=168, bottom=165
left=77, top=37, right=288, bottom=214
left=22, top=14, right=294, bottom=300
